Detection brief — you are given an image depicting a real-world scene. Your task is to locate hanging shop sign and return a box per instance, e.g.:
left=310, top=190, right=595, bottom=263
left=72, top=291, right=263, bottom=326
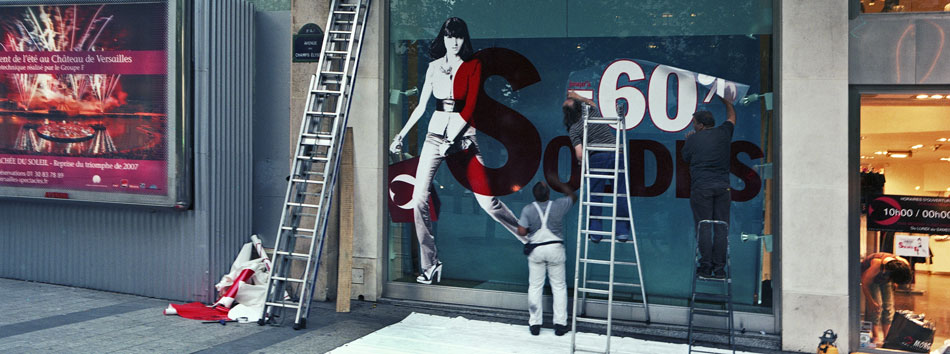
left=293, top=23, right=323, bottom=62
left=867, top=195, right=950, bottom=234
left=0, top=1, right=189, bottom=207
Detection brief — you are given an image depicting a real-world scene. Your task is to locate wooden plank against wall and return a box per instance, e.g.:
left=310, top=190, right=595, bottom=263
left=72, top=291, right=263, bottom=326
left=336, top=128, right=355, bottom=312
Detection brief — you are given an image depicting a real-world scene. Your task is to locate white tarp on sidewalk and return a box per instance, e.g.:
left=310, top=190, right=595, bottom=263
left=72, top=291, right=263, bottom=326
left=330, top=312, right=759, bottom=354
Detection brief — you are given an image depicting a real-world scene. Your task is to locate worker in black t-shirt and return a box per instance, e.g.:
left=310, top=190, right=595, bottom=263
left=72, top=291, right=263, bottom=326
left=682, top=95, right=736, bottom=279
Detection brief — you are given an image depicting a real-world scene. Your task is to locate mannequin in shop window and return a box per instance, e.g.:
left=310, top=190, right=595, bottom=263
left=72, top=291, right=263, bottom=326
left=860, top=252, right=912, bottom=346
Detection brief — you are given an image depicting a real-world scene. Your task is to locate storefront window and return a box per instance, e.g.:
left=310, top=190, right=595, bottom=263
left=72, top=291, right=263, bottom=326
left=386, top=0, right=775, bottom=314
left=858, top=93, right=950, bottom=351
left=859, top=0, right=950, bottom=13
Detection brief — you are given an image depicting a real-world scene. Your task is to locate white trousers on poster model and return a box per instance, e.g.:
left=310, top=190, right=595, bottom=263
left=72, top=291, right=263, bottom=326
left=412, top=132, right=525, bottom=271
left=527, top=243, right=567, bottom=326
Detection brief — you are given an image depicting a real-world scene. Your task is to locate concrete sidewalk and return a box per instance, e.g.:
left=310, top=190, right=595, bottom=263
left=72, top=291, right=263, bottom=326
left=0, top=278, right=796, bottom=353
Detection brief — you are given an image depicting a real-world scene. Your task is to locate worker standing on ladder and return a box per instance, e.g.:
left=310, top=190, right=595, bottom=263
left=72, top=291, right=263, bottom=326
left=517, top=182, right=576, bottom=336
left=682, top=95, right=736, bottom=279
left=563, top=91, right=632, bottom=243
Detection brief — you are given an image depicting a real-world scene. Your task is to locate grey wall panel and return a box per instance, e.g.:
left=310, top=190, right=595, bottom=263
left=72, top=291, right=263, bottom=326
left=850, top=13, right=950, bottom=85
left=915, top=17, right=950, bottom=84
left=0, top=0, right=255, bottom=304
left=252, top=10, right=291, bottom=245
left=849, top=14, right=917, bottom=84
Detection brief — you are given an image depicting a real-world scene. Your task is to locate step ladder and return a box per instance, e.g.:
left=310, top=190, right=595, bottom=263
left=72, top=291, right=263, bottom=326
left=258, top=0, right=371, bottom=330
left=570, top=105, right=650, bottom=353
left=687, top=219, right=735, bottom=354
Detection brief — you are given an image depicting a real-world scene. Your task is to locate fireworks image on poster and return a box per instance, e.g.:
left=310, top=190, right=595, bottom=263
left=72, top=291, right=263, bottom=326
left=0, top=2, right=170, bottom=194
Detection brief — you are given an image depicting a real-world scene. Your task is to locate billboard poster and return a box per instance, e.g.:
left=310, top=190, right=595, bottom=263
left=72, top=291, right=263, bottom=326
left=386, top=2, right=773, bottom=308
left=868, top=195, right=950, bottom=234
left=0, top=1, right=183, bottom=206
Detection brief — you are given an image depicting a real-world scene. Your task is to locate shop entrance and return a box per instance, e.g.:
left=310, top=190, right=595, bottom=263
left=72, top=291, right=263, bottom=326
left=857, top=92, right=950, bottom=353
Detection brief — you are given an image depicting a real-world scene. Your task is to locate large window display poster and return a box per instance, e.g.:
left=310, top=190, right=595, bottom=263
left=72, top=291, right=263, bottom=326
left=0, top=1, right=182, bottom=206
left=387, top=1, right=773, bottom=311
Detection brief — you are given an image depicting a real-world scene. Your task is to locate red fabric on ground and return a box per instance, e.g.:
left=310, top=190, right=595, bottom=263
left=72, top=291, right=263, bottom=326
left=170, top=302, right=231, bottom=321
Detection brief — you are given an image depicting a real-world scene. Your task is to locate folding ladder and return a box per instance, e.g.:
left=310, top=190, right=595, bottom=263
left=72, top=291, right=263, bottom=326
left=258, top=0, right=371, bottom=330
left=570, top=106, right=650, bottom=353
left=687, top=219, right=735, bottom=354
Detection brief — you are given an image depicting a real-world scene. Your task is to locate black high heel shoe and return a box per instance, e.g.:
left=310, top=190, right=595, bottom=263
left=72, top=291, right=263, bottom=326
left=416, top=262, right=442, bottom=284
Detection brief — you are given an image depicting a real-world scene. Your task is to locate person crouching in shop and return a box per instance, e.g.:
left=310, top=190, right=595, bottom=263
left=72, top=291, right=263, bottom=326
left=517, top=182, right=576, bottom=336
left=861, top=252, right=912, bottom=346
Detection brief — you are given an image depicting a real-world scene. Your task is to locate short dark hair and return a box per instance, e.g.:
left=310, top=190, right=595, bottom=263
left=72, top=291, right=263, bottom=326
left=693, top=110, right=715, bottom=127
left=429, top=17, right=474, bottom=61
left=884, top=260, right=912, bottom=284
left=533, top=182, right=550, bottom=202
left=563, top=98, right=582, bottom=131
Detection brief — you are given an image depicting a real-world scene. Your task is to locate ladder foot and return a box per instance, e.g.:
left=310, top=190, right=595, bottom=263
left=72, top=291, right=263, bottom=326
left=293, top=318, right=307, bottom=330
left=257, top=318, right=266, bottom=326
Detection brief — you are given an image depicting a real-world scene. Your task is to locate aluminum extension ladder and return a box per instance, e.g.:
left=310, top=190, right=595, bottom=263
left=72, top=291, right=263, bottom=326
left=258, top=0, right=371, bottom=330
left=570, top=106, right=650, bottom=353
left=687, top=219, right=735, bottom=354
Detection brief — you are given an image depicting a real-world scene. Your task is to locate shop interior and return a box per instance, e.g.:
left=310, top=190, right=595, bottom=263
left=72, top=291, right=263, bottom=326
left=860, top=93, right=950, bottom=352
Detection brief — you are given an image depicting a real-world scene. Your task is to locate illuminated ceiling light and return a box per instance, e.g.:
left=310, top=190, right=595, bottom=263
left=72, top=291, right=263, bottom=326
left=647, top=43, right=658, bottom=49
left=939, top=138, right=948, bottom=142
left=887, top=150, right=912, bottom=158
left=661, top=13, right=673, bottom=18
left=690, top=13, right=697, bottom=17
left=874, top=151, right=886, bottom=155
left=916, top=94, right=929, bottom=99
left=915, top=186, right=921, bottom=190
left=941, top=157, right=950, bottom=161
left=911, top=144, right=924, bottom=149
left=932, top=94, right=945, bottom=99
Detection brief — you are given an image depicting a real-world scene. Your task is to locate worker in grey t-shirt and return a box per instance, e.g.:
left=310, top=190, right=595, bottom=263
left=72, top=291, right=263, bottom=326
left=517, top=182, right=576, bottom=336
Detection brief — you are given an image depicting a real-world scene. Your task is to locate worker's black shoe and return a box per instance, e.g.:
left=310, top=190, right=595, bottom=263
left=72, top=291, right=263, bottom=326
left=529, top=325, right=541, bottom=335
left=555, top=324, right=570, bottom=336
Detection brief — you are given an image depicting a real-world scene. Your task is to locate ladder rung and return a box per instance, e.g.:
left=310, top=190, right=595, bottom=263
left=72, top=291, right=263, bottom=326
left=275, top=251, right=312, bottom=259
left=573, top=347, right=608, bottom=354
left=322, top=71, right=346, bottom=75
left=286, top=202, right=320, bottom=208
left=337, top=3, right=358, bottom=7
left=586, top=280, right=641, bottom=288
left=588, top=215, right=630, bottom=221
left=302, top=133, right=334, bottom=140
left=291, top=179, right=325, bottom=185
left=579, top=258, right=638, bottom=267
left=296, top=155, right=329, bottom=161
left=581, top=230, right=612, bottom=236
left=313, top=89, right=342, bottom=95
left=589, top=168, right=623, bottom=174
left=582, top=201, right=613, bottom=207
left=271, top=276, right=305, bottom=283
left=577, top=287, right=609, bottom=295
left=265, top=301, right=300, bottom=309
left=327, top=30, right=351, bottom=34
left=585, top=145, right=617, bottom=152
left=333, top=10, right=357, bottom=15
left=582, top=173, right=616, bottom=180
left=697, top=276, right=729, bottom=282
left=305, top=111, right=338, bottom=117
left=586, top=118, right=621, bottom=124
left=693, top=292, right=730, bottom=301
left=575, top=316, right=609, bottom=325
left=691, top=308, right=730, bottom=317
left=589, top=192, right=623, bottom=198
left=281, top=226, right=315, bottom=233
left=326, top=50, right=348, bottom=55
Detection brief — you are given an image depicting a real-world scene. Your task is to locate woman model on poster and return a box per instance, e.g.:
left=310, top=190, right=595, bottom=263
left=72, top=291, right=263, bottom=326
left=860, top=252, right=912, bottom=345
left=389, top=17, right=524, bottom=285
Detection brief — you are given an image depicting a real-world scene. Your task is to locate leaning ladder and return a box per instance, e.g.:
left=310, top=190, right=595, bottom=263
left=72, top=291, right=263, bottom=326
left=687, top=219, right=735, bottom=354
left=259, top=0, right=371, bottom=330
left=570, top=107, right=650, bottom=353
